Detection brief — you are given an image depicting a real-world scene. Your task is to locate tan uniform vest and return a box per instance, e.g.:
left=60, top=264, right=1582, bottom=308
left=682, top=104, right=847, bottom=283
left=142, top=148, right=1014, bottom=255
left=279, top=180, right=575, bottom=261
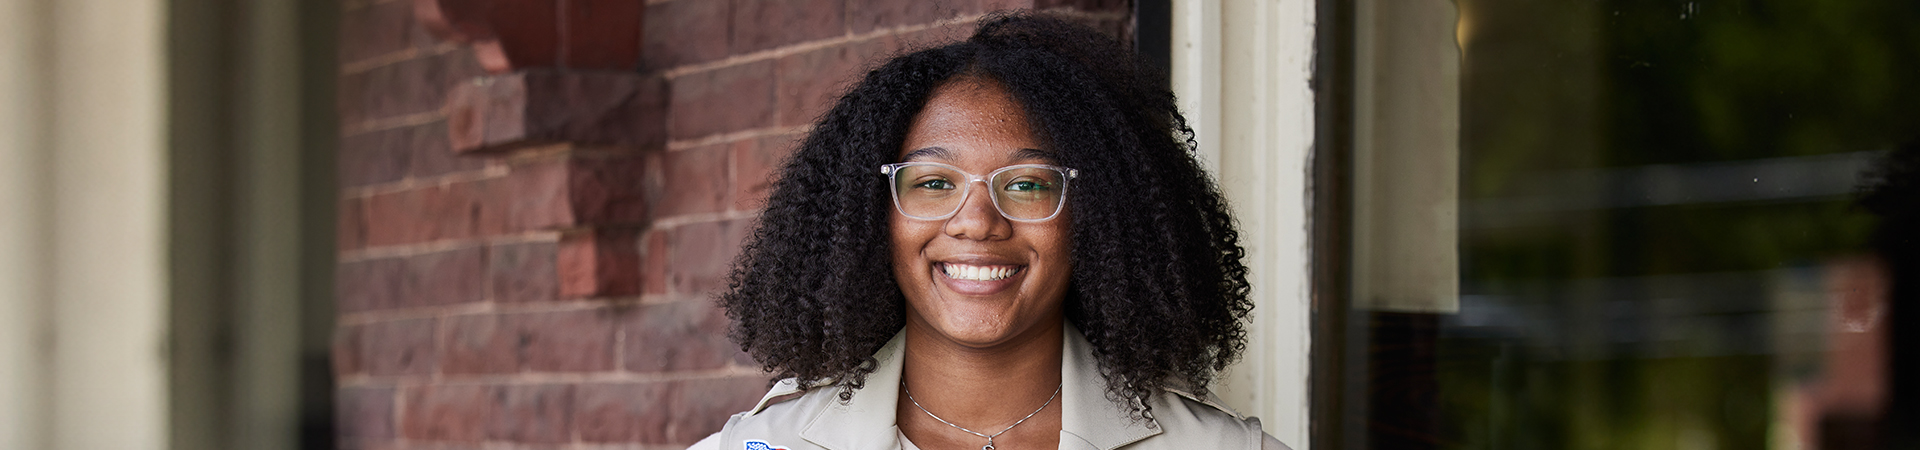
left=702, top=325, right=1287, bottom=450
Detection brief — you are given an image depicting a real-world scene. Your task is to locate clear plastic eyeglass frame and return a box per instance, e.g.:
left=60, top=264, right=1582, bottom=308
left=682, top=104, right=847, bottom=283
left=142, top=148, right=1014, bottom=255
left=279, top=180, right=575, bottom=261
left=878, top=162, right=1080, bottom=222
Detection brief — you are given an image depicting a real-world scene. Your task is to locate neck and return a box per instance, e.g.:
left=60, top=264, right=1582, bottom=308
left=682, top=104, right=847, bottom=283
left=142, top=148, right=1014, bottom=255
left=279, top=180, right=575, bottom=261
left=899, top=320, right=1065, bottom=431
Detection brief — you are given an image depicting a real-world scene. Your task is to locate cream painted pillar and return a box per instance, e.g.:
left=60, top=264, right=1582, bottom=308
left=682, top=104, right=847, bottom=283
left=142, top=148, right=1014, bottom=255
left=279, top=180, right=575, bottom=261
left=52, top=0, right=170, bottom=447
left=0, top=0, right=56, bottom=448
left=0, top=0, right=173, bottom=448
left=1173, top=0, right=1317, bottom=447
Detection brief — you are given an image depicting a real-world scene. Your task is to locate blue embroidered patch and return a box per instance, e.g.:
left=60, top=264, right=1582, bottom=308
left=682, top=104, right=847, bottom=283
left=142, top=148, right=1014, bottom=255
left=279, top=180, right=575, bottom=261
left=745, top=439, right=790, bottom=450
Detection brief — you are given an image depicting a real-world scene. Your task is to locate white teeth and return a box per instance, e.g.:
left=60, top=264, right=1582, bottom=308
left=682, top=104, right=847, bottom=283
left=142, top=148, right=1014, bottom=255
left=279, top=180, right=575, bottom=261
left=942, top=263, right=1016, bottom=281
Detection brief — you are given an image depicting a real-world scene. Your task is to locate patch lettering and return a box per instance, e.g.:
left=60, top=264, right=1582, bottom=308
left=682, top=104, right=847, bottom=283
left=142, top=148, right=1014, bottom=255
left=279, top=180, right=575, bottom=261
left=745, top=439, right=791, bottom=450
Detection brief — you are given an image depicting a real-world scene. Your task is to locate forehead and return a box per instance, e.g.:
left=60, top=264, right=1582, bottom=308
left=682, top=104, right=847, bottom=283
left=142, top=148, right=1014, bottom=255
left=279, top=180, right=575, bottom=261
left=898, top=78, right=1051, bottom=164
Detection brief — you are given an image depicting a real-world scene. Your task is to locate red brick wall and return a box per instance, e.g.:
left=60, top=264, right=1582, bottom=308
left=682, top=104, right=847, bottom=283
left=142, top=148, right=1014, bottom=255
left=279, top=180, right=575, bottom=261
left=333, top=1, right=1131, bottom=448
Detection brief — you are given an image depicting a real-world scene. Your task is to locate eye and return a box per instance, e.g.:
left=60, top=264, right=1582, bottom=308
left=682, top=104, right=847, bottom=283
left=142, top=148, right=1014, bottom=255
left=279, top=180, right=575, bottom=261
left=1003, top=179, right=1052, bottom=192
left=913, top=178, right=957, bottom=190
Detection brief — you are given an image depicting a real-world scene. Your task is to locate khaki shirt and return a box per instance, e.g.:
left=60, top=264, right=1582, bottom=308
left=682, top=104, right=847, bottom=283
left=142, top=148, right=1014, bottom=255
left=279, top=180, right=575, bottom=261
left=689, top=324, right=1293, bottom=450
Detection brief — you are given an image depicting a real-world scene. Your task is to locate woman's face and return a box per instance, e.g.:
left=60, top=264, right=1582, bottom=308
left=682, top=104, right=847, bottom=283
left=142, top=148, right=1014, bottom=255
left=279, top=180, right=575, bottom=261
left=890, top=78, right=1074, bottom=349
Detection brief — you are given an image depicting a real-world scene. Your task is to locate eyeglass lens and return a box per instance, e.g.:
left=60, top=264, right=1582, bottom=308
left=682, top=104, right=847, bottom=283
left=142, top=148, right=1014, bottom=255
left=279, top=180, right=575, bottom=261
left=891, top=164, right=1067, bottom=220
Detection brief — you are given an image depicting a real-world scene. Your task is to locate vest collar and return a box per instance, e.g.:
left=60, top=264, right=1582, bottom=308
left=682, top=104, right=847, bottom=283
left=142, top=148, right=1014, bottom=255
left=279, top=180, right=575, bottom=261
left=798, top=323, right=1163, bottom=450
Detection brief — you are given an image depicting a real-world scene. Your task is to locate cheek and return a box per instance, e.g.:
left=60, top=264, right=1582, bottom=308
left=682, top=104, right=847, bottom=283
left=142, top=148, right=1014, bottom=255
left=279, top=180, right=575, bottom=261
left=888, top=216, right=930, bottom=271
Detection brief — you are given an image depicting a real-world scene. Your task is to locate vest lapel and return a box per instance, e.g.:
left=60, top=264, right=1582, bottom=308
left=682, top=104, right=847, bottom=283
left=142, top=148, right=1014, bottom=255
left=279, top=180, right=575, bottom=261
left=800, top=331, right=908, bottom=450
left=1059, top=324, right=1160, bottom=449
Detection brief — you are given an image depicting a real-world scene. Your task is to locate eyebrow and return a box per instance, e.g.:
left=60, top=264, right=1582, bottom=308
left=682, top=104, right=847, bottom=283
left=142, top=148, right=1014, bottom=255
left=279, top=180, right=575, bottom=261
left=900, top=147, right=1059, bottom=164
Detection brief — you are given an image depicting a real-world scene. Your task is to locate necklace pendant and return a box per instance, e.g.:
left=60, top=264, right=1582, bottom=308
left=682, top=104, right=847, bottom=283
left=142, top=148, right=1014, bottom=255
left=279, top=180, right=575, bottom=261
left=982, top=445, right=995, bottom=450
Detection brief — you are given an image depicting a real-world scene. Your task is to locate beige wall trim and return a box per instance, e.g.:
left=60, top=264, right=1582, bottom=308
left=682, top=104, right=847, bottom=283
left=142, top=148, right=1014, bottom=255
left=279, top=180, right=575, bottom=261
left=1173, top=0, right=1317, bottom=448
left=0, top=0, right=57, bottom=447
left=0, top=0, right=170, bottom=448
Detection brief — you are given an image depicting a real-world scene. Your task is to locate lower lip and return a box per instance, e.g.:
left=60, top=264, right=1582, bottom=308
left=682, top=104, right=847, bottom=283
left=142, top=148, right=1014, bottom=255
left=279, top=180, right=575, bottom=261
left=936, top=264, right=1024, bottom=296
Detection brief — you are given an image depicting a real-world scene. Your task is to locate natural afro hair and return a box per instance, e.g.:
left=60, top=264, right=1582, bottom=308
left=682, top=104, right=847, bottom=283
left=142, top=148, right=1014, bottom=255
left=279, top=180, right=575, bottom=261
left=718, top=11, right=1253, bottom=415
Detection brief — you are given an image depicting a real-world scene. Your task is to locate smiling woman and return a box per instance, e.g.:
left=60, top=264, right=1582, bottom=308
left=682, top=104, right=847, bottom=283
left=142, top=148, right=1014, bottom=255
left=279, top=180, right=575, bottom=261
left=696, top=12, right=1289, bottom=450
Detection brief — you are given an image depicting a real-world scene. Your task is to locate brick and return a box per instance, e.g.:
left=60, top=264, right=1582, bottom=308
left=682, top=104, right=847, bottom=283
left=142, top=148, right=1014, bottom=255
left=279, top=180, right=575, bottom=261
left=361, top=156, right=655, bottom=248
left=731, top=134, right=799, bottom=211
left=892, top=19, right=975, bottom=51
left=339, top=127, right=415, bottom=187
left=491, top=384, right=575, bottom=443
left=559, top=228, right=644, bottom=298
left=447, top=71, right=667, bottom=154
left=360, top=318, right=438, bottom=376
left=670, top=60, right=776, bottom=140
left=665, top=219, right=747, bottom=294
left=1035, top=0, right=1128, bottom=11
left=621, top=300, right=739, bottom=373
left=442, top=310, right=619, bottom=374
left=332, top=325, right=365, bottom=376
left=402, top=246, right=488, bottom=307
left=363, top=182, right=483, bottom=247
left=657, top=144, right=732, bottom=217
left=516, top=310, right=621, bottom=372
left=338, top=386, right=397, bottom=440
left=441, top=314, right=517, bottom=374
left=560, top=0, right=644, bottom=69
left=400, top=384, right=494, bottom=441
left=641, top=0, right=729, bottom=70
left=342, top=119, right=488, bottom=187
left=339, top=0, right=422, bottom=66
left=338, top=49, right=486, bottom=127
left=565, top=155, right=653, bottom=225
left=848, top=0, right=973, bottom=34
left=420, top=0, right=560, bottom=72
left=641, top=231, right=668, bottom=295
left=338, top=256, right=406, bottom=313
left=477, top=161, right=573, bottom=235
left=575, top=377, right=765, bottom=444
left=489, top=240, right=559, bottom=303
left=730, top=0, right=847, bottom=55
left=775, top=38, right=893, bottom=127
left=339, top=197, right=370, bottom=252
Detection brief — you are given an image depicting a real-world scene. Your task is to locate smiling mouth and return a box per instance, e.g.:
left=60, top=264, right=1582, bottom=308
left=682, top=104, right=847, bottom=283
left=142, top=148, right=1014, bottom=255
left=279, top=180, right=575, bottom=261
left=939, top=262, right=1023, bottom=281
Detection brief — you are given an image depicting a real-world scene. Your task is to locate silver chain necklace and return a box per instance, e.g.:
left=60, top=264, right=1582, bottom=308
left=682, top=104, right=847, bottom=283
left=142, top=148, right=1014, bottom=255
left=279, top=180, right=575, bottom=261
left=903, top=382, right=1060, bottom=450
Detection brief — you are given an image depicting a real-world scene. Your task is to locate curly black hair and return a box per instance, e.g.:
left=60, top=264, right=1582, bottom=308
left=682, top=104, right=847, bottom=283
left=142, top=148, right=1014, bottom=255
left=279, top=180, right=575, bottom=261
left=719, top=11, right=1253, bottom=414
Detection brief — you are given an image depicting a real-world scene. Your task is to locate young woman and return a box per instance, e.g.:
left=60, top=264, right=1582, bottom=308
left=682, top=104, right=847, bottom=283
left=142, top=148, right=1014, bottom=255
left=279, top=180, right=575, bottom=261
left=692, top=12, right=1289, bottom=450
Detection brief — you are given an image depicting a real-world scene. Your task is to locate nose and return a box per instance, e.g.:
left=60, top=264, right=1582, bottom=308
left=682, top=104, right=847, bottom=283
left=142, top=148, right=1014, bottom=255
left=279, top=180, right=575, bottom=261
left=942, top=179, right=1012, bottom=240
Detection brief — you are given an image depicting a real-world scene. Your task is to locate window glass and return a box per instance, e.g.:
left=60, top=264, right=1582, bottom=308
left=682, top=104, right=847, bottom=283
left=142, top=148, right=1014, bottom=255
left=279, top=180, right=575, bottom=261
left=1343, top=2, right=1920, bottom=449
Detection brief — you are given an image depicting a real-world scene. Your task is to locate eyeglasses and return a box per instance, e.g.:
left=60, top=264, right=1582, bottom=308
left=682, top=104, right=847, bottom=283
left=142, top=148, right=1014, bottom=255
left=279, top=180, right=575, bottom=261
left=879, top=162, right=1080, bottom=222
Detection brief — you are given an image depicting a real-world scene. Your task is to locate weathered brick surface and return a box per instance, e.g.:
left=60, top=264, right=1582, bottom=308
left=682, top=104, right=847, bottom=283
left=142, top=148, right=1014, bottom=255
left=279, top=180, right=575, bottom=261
left=339, top=0, right=432, bottom=66
left=731, top=133, right=801, bottom=211
left=338, top=197, right=369, bottom=251
left=447, top=71, right=667, bottom=154
left=337, top=386, right=397, bottom=440
left=664, top=219, right=749, bottom=295
left=574, top=377, right=765, bottom=443
left=669, top=59, right=777, bottom=140
left=558, top=228, right=644, bottom=298
left=775, top=38, right=893, bottom=127
left=491, top=384, right=576, bottom=443
left=338, top=50, right=486, bottom=127
left=357, top=156, right=651, bottom=248
left=849, top=0, right=974, bottom=34
left=337, top=2, right=1133, bottom=447
left=730, top=0, right=847, bottom=55
left=641, top=0, right=729, bottom=70
left=488, top=240, right=559, bottom=303
left=400, top=384, right=495, bottom=441
left=657, top=144, right=733, bottom=217
left=622, top=300, right=740, bottom=373
left=443, top=309, right=620, bottom=374
left=358, top=318, right=438, bottom=376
